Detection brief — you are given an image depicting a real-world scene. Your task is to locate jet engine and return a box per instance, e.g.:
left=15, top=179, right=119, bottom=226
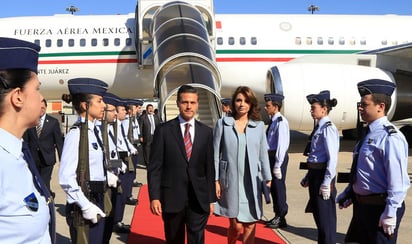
left=266, top=63, right=412, bottom=131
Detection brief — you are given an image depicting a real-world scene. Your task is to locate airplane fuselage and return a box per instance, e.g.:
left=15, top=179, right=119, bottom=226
left=2, top=11, right=412, bottom=130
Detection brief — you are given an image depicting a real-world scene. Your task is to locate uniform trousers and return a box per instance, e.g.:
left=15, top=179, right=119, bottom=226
left=114, top=172, right=129, bottom=224
left=307, top=169, right=336, bottom=244
left=268, top=152, right=288, bottom=217
left=66, top=192, right=106, bottom=244
left=345, top=200, right=405, bottom=244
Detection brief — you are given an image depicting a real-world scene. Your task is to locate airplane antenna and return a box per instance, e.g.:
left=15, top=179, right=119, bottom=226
left=307, top=5, right=320, bottom=14
left=66, top=5, right=80, bottom=15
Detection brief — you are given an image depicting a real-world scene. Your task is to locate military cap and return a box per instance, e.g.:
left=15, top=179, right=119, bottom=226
left=0, top=37, right=41, bottom=73
left=103, top=92, right=121, bottom=106
left=357, top=79, right=396, bottom=96
left=264, top=93, right=284, bottom=103
left=221, top=98, right=231, bottom=105
left=127, top=99, right=144, bottom=106
left=306, top=90, right=330, bottom=104
left=68, top=78, right=108, bottom=96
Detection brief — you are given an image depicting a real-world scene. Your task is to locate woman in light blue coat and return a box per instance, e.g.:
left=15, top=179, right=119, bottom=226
left=214, top=86, right=272, bottom=244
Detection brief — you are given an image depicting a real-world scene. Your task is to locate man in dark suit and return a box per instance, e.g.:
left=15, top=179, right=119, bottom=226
left=139, top=103, right=160, bottom=165
left=23, top=99, right=64, bottom=197
left=148, top=85, right=216, bottom=244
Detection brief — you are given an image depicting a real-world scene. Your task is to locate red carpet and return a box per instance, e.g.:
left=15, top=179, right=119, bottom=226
left=127, top=185, right=286, bottom=244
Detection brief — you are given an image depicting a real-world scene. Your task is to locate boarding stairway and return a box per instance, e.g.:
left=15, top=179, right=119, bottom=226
left=136, top=0, right=222, bottom=125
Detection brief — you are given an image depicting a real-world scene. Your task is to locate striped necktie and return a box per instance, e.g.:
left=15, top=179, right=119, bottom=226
left=184, top=123, right=192, bottom=160
left=36, top=119, right=42, bottom=137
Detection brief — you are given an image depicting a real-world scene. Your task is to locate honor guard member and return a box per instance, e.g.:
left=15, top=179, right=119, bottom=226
left=115, top=99, right=138, bottom=207
left=59, top=78, right=109, bottom=244
left=263, top=93, right=290, bottom=229
left=300, top=90, right=339, bottom=244
left=0, top=37, right=55, bottom=243
left=123, top=99, right=144, bottom=185
left=221, top=98, right=232, bottom=117
left=337, top=79, right=410, bottom=243
left=102, top=93, right=131, bottom=234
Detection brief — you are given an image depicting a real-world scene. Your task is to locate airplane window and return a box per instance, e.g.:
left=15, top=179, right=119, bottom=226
left=306, top=37, right=312, bottom=45
left=45, top=39, right=51, bottom=48
left=57, top=39, right=63, bottom=47
left=251, top=37, right=257, bottom=45
left=68, top=39, right=75, bottom=47
left=91, top=38, right=98, bottom=47
left=339, top=37, right=345, bottom=45
left=350, top=38, right=356, bottom=45
left=360, top=39, right=366, bottom=45
left=217, top=37, right=223, bottom=45
left=239, top=37, right=246, bottom=45
left=381, top=40, right=387, bottom=45
left=103, top=38, right=109, bottom=46
left=114, top=38, right=121, bottom=46
left=228, top=37, right=234, bottom=45
left=34, top=39, right=40, bottom=46
left=80, top=39, right=86, bottom=47
left=391, top=40, right=398, bottom=45
left=328, top=37, right=334, bottom=45
left=295, top=37, right=301, bottom=45
left=126, top=38, right=132, bottom=46
left=317, top=37, right=323, bottom=45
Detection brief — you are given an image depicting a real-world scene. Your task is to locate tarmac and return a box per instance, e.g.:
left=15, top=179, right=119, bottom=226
left=51, top=130, right=412, bottom=243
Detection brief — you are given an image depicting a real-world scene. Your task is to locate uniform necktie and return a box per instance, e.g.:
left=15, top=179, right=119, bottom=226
left=349, top=125, right=370, bottom=184
left=22, top=142, right=55, bottom=243
left=303, top=123, right=319, bottom=156
left=266, top=119, right=273, bottom=136
left=184, top=123, right=192, bottom=160
left=36, top=119, right=42, bottom=137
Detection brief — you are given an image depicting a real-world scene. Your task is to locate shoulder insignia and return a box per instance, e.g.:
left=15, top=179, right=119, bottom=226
left=69, top=122, right=82, bottom=131
left=325, top=121, right=332, bottom=127
left=277, top=117, right=283, bottom=122
left=384, top=125, right=397, bottom=135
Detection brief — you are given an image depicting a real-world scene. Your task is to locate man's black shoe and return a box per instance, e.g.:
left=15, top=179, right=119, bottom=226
left=113, top=222, right=131, bottom=233
left=263, top=216, right=276, bottom=225
left=133, top=181, right=143, bottom=187
left=266, top=216, right=287, bottom=229
left=126, top=198, right=138, bottom=205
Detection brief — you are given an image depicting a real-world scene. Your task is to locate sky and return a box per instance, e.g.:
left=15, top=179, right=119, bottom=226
left=1, top=0, right=411, bottom=18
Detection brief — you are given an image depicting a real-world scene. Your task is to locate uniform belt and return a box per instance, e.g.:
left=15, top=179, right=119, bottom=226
left=268, top=150, right=276, bottom=156
left=355, top=193, right=387, bottom=206
left=299, top=162, right=326, bottom=170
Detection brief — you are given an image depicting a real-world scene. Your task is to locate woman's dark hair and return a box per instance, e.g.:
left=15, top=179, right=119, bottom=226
left=62, top=93, right=93, bottom=114
left=319, top=98, right=338, bottom=113
left=0, top=69, right=33, bottom=102
left=231, top=86, right=261, bottom=121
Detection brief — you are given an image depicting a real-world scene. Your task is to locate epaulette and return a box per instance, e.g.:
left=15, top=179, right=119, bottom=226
left=325, top=121, right=332, bottom=127
left=384, top=125, right=397, bottom=135
left=69, top=122, right=82, bottom=131
left=277, top=116, right=283, bottom=122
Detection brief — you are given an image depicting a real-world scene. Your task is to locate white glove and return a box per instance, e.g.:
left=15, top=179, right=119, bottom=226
left=120, top=162, right=127, bottom=174
left=336, top=191, right=352, bottom=209
left=107, top=171, right=118, bottom=188
left=319, top=184, right=330, bottom=200
left=273, top=167, right=282, bottom=180
left=81, top=203, right=106, bottom=224
left=300, top=174, right=309, bottom=188
left=379, top=213, right=396, bottom=236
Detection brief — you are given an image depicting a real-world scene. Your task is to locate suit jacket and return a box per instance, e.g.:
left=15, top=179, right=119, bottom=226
left=147, top=117, right=216, bottom=213
left=139, top=113, right=160, bottom=144
left=23, top=114, right=64, bottom=167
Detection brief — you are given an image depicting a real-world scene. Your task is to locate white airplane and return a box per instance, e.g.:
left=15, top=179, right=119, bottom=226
left=2, top=0, right=412, bottom=134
